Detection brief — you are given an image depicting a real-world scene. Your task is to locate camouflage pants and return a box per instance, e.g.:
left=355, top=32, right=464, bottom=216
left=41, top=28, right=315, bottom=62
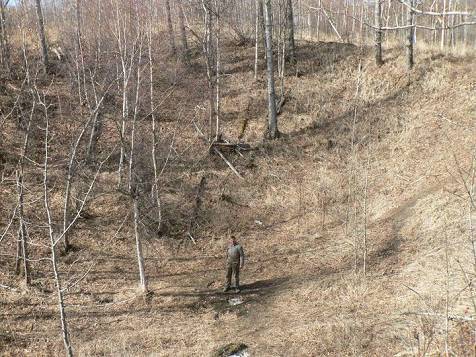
left=225, top=262, right=240, bottom=288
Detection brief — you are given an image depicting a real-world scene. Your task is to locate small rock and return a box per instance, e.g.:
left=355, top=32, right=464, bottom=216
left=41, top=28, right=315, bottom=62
left=228, top=297, right=243, bottom=306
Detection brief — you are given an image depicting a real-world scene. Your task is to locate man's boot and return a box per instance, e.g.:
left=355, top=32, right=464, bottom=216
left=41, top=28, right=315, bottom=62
left=234, top=276, right=240, bottom=293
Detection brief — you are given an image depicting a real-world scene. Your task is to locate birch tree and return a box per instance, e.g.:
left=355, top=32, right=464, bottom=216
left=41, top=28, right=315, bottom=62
left=112, top=2, right=141, bottom=188
left=148, top=7, right=162, bottom=233
left=126, top=5, right=149, bottom=293
left=441, top=0, right=448, bottom=48
left=39, top=91, right=74, bottom=357
left=129, top=107, right=148, bottom=294
left=133, top=188, right=148, bottom=292
left=35, top=79, right=110, bottom=355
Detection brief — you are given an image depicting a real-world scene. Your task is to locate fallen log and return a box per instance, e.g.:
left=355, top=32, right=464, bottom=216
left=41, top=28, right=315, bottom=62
left=189, top=124, right=248, bottom=179
left=211, top=141, right=252, bottom=152
left=212, top=147, right=244, bottom=180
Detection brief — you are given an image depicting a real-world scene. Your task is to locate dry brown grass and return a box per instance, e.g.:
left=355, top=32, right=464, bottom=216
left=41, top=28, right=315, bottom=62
left=1, top=38, right=476, bottom=356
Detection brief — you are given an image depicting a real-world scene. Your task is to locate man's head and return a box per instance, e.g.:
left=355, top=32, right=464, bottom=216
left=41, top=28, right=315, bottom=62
left=230, top=235, right=237, bottom=245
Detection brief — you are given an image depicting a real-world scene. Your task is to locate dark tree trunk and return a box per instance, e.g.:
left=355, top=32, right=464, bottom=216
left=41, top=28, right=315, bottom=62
left=258, top=0, right=266, bottom=58
left=202, top=0, right=216, bottom=141
left=86, top=112, right=103, bottom=164
left=374, top=0, right=383, bottom=66
left=17, top=173, right=30, bottom=285
left=35, top=0, right=49, bottom=71
left=165, top=0, right=177, bottom=56
left=75, top=0, right=82, bottom=63
left=0, top=0, right=10, bottom=71
left=406, top=0, right=415, bottom=69
left=178, top=1, right=189, bottom=62
left=264, top=0, right=278, bottom=139
left=286, top=0, right=296, bottom=64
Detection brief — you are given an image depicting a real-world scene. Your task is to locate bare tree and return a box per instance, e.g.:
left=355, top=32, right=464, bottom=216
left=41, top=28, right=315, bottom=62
left=34, top=0, right=49, bottom=70
left=165, top=0, right=177, bottom=56
left=259, top=0, right=266, bottom=54
left=36, top=81, right=110, bottom=356
left=254, top=0, right=260, bottom=80
left=112, top=2, right=141, bottom=188
left=94, top=0, right=104, bottom=69
left=202, top=0, right=217, bottom=141
left=64, top=83, right=112, bottom=252
left=148, top=11, right=162, bottom=233
left=133, top=188, right=148, bottom=292
left=406, top=0, right=415, bottom=69
left=125, top=5, right=150, bottom=293
left=375, top=0, right=383, bottom=66
left=264, top=0, right=278, bottom=139
left=85, top=110, right=103, bottom=165
left=441, top=0, right=448, bottom=49
left=127, top=33, right=144, bottom=193
left=75, top=0, right=82, bottom=55
left=40, top=92, right=74, bottom=357
left=0, top=0, right=10, bottom=71
left=14, top=100, right=34, bottom=285
left=316, top=0, right=322, bottom=41
left=286, top=0, right=296, bottom=64
left=130, top=84, right=149, bottom=295
left=177, top=0, right=189, bottom=62
left=215, top=0, right=220, bottom=140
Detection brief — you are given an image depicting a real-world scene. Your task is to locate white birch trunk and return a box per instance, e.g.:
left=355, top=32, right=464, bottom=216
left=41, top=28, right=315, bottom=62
left=148, top=14, right=162, bottom=233
left=133, top=194, right=148, bottom=292
left=42, top=107, right=74, bottom=357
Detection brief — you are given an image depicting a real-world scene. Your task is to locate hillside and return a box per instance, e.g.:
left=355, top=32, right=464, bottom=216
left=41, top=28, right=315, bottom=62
left=1, top=39, right=476, bottom=356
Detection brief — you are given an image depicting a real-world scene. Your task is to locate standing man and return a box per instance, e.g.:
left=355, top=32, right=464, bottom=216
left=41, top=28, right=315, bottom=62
left=224, top=235, right=245, bottom=293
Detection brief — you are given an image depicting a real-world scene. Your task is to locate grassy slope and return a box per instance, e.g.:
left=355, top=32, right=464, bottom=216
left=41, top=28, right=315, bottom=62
left=1, top=41, right=476, bottom=356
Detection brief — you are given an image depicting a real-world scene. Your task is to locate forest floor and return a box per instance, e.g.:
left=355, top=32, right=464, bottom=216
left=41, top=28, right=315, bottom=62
left=1, top=39, right=476, bottom=356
